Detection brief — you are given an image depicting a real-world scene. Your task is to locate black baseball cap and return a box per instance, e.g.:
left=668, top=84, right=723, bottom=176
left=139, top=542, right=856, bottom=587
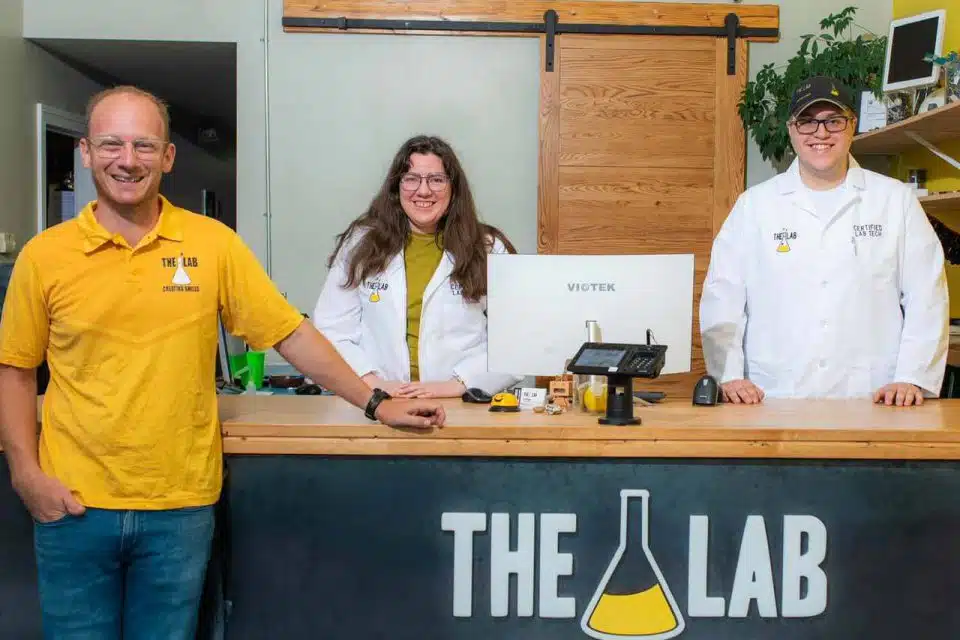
left=789, top=76, right=856, bottom=118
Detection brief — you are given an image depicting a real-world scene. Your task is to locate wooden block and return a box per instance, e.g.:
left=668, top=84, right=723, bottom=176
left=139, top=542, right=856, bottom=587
left=550, top=380, right=573, bottom=397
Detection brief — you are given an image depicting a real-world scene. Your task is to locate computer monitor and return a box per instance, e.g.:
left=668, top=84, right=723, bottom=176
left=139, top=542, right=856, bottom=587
left=882, top=10, right=946, bottom=93
left=486, top=254, right=695, bottom=377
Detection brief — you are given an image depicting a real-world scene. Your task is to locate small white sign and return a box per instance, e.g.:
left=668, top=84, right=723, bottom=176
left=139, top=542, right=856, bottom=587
left=516, top=387, right=547, bottom=411
left=858, top=90, right=887, bottom=133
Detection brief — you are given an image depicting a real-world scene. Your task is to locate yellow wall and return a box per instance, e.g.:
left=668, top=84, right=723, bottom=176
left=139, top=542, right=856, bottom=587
left=893, top=0, right=960, bottom=316
left=894, top=0, right=960, bottom=192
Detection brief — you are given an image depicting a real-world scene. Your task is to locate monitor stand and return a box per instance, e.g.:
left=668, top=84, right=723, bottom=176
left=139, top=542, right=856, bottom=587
left=598, top=374, right=641, bottom=426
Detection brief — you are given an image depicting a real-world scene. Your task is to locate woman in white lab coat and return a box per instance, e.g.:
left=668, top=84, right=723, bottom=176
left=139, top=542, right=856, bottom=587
left=313, top=135, right=522, bottom=398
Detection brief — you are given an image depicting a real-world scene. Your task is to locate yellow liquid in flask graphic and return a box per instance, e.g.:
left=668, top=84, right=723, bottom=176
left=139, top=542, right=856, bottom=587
left=581, top=489, right=685, bottom=640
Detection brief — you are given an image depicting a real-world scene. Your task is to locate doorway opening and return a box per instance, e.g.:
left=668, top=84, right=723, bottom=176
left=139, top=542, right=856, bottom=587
left=35, top=104, right=95, bottom=234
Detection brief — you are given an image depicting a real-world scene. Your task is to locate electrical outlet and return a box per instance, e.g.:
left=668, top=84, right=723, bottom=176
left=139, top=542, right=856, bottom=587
left=0, top=233, right=16, bottom=254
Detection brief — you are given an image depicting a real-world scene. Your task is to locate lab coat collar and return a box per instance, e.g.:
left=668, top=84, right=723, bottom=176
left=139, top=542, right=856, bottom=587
left=385, top=243, right=455, bottom=310
left=422, top=251, right=455, bottom=307
left=775, top=154, right=866, bottom=195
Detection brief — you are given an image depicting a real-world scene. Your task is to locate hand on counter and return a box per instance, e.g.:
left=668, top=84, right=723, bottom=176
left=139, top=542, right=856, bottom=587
left=375, top=399, right=446, bottom=428
left=721, top=379, right=764, bottom=404
left=13, top=468, right=86, bottom=524
left=360, top=374, right=407, bottom=397
left=873, top=382, right=924, bottom=407
left=393, top=380, right=466, bottom=399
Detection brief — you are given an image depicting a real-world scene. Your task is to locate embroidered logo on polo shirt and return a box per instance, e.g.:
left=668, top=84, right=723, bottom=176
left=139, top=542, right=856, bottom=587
left=774, top=228, right=797, bottom=253
left=162, top=254, right=200, bottom=292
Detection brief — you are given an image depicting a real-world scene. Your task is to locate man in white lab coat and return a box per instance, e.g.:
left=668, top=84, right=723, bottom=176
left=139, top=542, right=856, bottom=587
left=700, top=76, right=949, bottom=406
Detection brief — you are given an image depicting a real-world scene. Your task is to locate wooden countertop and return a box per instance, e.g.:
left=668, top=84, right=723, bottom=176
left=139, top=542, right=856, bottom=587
left=221, top=395, right=960, bottom=461
left=5, top=396, right=959, bottom=460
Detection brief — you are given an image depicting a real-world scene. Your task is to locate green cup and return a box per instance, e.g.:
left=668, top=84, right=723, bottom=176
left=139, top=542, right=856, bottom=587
left=231, top=351, right=266, bottom=389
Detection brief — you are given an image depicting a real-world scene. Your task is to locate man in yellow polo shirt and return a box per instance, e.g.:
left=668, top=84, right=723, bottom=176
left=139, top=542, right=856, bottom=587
left=0, top=86, right=444, bottom=639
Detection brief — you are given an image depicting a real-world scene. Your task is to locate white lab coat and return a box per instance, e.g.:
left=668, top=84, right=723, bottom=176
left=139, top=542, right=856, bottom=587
left=313, top=231, right=522, bottom=394
left=700, top=157, right=949, bottom=398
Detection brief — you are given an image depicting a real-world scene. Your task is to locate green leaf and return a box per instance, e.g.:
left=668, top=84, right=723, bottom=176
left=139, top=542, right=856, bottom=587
left=737, top=5, right=886, bottom=164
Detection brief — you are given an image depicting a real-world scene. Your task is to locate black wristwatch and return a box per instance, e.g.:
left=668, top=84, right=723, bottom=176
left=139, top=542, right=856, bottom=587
left=364, top=388, right=392, bottom=421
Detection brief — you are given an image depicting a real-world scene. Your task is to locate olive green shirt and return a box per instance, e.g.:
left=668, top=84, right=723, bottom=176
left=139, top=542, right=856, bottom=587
left=404, top=232, right=444, bottom=380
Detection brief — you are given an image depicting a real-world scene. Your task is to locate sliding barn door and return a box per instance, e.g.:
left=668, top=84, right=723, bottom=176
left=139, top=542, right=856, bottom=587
left=539, top=34, right=747, bottom=397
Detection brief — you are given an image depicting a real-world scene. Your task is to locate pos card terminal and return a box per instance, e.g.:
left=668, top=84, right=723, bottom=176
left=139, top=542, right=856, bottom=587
left=566, top=342, right=668, bottom=425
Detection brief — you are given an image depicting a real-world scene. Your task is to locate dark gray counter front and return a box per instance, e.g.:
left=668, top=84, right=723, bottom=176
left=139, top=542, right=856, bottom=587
left=0, top=459, right=41, bottom=640
left=223, top=455, right=960, bottom=640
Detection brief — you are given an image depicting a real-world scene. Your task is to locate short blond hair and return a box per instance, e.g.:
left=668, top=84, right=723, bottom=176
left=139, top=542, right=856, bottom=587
left=85, top=85, right=171, bottom=140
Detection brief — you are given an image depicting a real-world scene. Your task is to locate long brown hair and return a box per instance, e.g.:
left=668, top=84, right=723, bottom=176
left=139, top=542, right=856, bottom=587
left=328, top=135, right=516, bottom=302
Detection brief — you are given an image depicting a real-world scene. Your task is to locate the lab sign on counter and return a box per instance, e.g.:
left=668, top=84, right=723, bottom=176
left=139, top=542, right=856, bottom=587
left=442, top=489, right=828, bottom=638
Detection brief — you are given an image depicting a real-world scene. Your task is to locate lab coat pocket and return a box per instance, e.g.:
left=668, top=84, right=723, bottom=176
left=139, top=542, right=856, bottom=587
left=862, top=239, right=898, bottom=288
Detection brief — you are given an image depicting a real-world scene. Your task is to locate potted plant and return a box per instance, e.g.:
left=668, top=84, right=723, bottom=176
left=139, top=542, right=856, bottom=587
left=923, top=50, right=960, bottom=102
left=738, top=6, right=888, bottom=166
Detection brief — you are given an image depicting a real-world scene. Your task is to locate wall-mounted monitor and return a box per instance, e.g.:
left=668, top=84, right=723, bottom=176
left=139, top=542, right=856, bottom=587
left=882, top=10, right=946, bottom=93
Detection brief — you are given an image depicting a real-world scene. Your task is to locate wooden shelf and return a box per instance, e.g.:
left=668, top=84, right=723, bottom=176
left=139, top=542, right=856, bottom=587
left=852, top=99, right=960, bottom=155
left=920, top=192, right=960, bottom=215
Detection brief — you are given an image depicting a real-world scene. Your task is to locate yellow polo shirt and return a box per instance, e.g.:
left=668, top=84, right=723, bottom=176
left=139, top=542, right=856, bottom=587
left=0, top=197, right=304, bottom=509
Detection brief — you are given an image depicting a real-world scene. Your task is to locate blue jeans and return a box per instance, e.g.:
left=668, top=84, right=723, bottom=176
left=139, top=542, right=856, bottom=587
left=33, top=506, right=215, bottom=640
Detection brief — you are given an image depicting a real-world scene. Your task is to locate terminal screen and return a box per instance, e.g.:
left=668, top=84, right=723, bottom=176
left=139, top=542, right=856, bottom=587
left=576, top=348, right=626, bottom=368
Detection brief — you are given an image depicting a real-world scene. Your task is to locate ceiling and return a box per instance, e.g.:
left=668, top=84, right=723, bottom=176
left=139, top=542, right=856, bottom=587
left=31, top=38, right=237, bottom=152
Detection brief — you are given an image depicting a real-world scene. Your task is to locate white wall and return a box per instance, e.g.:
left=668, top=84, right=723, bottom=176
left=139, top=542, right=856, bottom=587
left=0, top=0, right=30, bottom=252
left=162, top=133, right=236, bottom=225
left=23, top=0, right=268, bottom=260
left=267, top=0, right=540, bottom=314
left=4, top=1, right=235, bottom=248
left=0, top=0, right=105, bottom=255
left=20, top=0, right=895, bottom=273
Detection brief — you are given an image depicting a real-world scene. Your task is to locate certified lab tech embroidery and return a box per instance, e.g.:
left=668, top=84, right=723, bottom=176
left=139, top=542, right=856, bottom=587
left=853, top=224, right=883, bottom=238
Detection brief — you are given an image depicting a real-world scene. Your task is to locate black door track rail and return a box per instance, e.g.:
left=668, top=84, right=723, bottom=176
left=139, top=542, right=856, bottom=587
left=283, top=10, right=779, bottom=74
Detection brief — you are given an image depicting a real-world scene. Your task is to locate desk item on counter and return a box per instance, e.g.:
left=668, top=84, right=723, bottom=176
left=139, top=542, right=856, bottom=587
left=566, top=341, right=668, bottom=426
left=517, top=387, right=547, bottom=410
left=230, top=351, right=266, bottom=389
left=295, top=383, right=324, bottom=396
left=268, top=374, right=305, bottom=389
left=461, top=387, right=493, bottom=404
left=634, top=391, right=666, bottom=404
left=692, top=375, right=720, bottom=406
left=584, top=320, right=605, bottom=402
left=489, top=392, right=520, bottom=412
left=582, top=385, right=608, bottom=413
left=549, top=377, right=574, bottom=410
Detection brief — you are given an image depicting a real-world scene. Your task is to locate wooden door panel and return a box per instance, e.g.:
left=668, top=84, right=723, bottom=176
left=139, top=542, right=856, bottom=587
left=557, top=166, right=713, bottom=253
left=561, top=51, right=717, bottom=82
left=561, top=85, right=715, bottom=126
left=559, top=35, right=719, bottom=52
left=559, top=126, right=715, bottom=167
left=541, top=32, right=747, bottom=399
left=560, top=43, right=717, bottom=172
